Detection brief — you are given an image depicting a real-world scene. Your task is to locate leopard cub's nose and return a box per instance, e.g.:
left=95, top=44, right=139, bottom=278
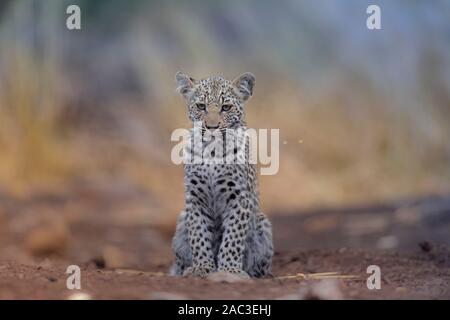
left=205, top=106, right=221, bottom=129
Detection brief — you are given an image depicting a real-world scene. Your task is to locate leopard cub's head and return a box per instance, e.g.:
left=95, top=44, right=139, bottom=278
left=175, top=72, right=255, bottom=130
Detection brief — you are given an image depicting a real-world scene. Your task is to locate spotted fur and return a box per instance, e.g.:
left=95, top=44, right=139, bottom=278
left=170, top=72, right=273, bottom=278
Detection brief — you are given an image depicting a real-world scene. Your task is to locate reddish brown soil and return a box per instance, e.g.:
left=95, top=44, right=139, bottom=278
left=0, top=189, right=449, bottom=299
left=1, top=248, right=450, bottom=300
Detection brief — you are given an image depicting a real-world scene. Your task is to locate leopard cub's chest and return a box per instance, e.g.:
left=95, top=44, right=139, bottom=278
left=186, top=163, right=242, bottom=190
left=185, top=163, right=248, bottom=213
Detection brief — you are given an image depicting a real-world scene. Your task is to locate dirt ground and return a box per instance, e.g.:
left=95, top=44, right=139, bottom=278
left=0, top=187, right=449, bottom=300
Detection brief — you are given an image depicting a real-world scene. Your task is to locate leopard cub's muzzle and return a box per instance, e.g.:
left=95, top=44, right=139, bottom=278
left=204, top=106, right=221, bottom=130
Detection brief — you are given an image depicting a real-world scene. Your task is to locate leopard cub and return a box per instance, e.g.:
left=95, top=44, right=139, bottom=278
left=170, top=72, right=273, bottom=278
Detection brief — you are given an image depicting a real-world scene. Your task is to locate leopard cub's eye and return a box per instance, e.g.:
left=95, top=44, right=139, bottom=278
left=221, top=104, right=232, bottom=112
left=196, top=103, right=206, bottom=110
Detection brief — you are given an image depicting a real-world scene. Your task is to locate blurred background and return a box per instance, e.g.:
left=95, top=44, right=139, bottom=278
left=0, top=0, right=449, bottom=269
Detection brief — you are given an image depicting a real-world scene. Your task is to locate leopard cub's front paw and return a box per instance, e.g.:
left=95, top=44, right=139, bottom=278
left=183, top=264, right=214, bottom=278
left=217, top=267, right=250, bottom=279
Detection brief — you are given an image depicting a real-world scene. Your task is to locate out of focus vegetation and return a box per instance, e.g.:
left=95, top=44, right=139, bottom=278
left=0, top=0, right=449, bottom=220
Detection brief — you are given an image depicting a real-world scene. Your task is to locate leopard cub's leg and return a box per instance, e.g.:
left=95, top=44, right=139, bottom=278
left=181, top=200, right=216, bottom=277
left=170, top=210, right=191, bottom=276
left=243, top=212, right=274, bottom=277
left=216, top=201, right=252, bottom=278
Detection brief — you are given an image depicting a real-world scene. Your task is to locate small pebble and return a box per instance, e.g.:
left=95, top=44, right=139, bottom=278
left=67, top=292, right=92, bottom=300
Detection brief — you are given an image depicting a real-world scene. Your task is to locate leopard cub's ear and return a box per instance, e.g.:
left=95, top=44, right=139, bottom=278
left=232, top=72, right=255, bottom=101
left=175, top=71, right=196, bottom=99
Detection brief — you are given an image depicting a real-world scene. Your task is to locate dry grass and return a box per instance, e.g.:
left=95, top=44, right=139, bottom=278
left=1, top=61, right=448, bottom=221
left=0, top=53, right=80, bottom=194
